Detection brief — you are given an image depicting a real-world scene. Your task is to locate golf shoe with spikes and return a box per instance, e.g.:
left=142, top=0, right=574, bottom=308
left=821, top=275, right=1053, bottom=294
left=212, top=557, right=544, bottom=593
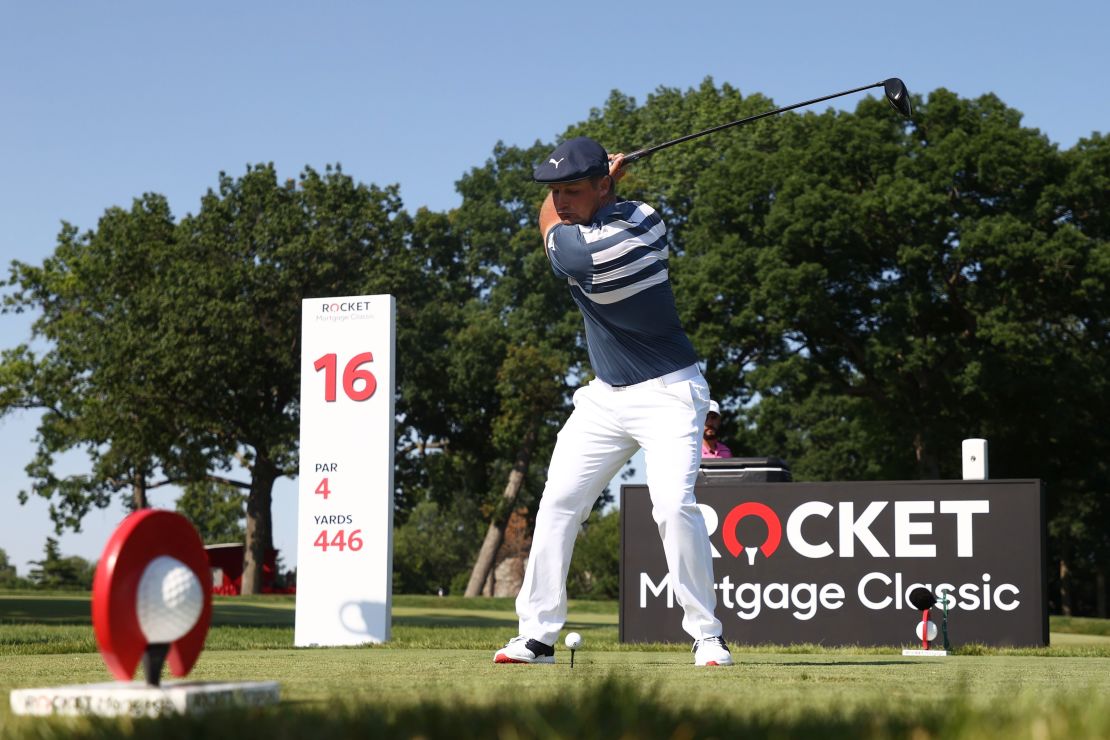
left=494, top=636, right=555, bottom=664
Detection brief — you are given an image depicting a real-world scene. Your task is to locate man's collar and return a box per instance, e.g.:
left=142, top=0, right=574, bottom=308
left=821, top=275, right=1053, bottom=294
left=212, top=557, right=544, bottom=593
left=592, top=201, right=621, bottom=225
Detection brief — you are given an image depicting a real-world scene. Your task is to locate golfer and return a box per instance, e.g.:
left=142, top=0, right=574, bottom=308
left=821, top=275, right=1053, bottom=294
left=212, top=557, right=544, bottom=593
left=494, top=137, right=732, bottom=667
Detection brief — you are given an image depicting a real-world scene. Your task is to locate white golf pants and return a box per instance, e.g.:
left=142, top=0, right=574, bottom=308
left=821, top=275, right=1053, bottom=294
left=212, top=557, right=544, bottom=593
left=516, top=365, right=723, bottom=645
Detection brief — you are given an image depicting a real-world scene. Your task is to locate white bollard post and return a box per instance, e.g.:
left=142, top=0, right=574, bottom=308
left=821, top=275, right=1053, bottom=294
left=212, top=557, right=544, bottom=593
left=962, top=439, right=988, bottom=480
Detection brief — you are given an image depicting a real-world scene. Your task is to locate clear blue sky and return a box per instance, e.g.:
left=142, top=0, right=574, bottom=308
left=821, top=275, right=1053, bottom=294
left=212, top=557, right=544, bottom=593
left=1, top=1, right=1107, bottom=575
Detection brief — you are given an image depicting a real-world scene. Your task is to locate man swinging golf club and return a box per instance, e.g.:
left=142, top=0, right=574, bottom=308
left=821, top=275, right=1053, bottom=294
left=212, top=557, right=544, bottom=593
left=494, top=137, right=732, bottom=667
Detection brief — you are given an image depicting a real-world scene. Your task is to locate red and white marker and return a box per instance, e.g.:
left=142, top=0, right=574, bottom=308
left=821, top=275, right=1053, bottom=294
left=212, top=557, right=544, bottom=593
left=91, top=509, right=212, bottom=685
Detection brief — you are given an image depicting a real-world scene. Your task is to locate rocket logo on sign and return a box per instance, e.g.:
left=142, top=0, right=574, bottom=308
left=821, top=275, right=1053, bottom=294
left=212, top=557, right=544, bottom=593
left=722, top=502, right=782, bottom=565
left=713, top=499, right=992, bottom=563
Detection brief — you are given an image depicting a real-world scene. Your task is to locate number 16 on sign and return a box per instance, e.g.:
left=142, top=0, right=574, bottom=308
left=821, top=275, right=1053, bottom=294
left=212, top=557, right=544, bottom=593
left=295, top=295, right=395, bottom=647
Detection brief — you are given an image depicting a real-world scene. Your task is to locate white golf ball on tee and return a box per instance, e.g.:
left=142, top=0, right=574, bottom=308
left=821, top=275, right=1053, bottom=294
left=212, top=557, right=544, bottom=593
left=135, top=556, right=204, bottom=644
left=565, top=632, right=583, bottom=650
left=915, top=620, right=939, bottom=642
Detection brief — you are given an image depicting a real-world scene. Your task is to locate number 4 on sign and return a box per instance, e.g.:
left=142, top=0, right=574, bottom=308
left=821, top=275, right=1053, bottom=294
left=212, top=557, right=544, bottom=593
left=315, top=478, right=331, bottom=500
left=312, top=530, right=344, bottom=551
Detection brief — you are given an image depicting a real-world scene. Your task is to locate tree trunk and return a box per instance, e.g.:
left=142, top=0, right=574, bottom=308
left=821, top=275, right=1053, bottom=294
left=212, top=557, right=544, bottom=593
left=242, top=453, right=278, bottom=595
left=464, top=429, right=536, bottom=597
left=132, top=470, right=148, bottom=511
left=912, top=432, right=940, bottom=479
left=1059, top=558, right=1073, bottom=617
left=466, top=521, right=508, bottom=599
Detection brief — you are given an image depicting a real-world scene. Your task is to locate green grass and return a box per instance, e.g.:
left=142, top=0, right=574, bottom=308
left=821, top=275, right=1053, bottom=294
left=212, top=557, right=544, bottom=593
left=3, top=591, right=1108, bottom=656
left=3, top=591, right=1110, bottom=738
left=1050, top=615, right=1110, bottom=637
left=4, top=649, right=1110, bottom=738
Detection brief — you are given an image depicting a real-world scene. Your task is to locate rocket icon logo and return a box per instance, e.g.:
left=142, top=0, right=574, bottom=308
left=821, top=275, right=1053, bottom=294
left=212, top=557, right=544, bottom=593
left=91, top=509, right=213, bottom=685
left=722, top=502, right=782, bottom=565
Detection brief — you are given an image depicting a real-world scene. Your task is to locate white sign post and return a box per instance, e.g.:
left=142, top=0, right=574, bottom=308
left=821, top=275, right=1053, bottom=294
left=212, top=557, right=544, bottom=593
left=295, top=295, right=395, bottom=646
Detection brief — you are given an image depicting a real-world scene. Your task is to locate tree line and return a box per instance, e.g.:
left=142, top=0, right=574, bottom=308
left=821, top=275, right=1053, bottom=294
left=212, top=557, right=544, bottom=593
left=2, top=82, right=1107, bottom=614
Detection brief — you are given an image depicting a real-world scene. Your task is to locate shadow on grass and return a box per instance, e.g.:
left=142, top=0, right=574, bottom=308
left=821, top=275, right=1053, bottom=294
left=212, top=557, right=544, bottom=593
left=0, top=594, right=299, bottom=628
left=773, top=660, right=926, bottom=667
left=0, top=594, right=519, bottom=631
left=394, top=614, right=517, bottom=629
left=0, top=594, right=92, bottom=625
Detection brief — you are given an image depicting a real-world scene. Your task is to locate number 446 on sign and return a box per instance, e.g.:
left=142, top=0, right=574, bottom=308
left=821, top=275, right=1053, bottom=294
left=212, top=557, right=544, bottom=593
left=313, top=529, right=363, bottom=552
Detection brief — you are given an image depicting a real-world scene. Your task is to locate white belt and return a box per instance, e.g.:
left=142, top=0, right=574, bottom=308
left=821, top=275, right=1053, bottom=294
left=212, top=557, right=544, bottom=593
left=600, top=363, right=701, bottom=392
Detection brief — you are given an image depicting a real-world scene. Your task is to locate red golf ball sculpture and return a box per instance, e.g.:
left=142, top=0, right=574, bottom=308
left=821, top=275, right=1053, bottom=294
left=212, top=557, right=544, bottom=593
left=91, top=509, right=213, bottom=686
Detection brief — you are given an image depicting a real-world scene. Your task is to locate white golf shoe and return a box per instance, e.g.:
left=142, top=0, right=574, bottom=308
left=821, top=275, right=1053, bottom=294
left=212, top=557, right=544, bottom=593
left=494, top=636, right=556, bottom=664
left=693, top=636, right=734, bottom=666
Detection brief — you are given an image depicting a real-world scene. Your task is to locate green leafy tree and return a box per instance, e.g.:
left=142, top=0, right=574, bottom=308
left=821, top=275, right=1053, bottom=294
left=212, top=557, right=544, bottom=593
left=1036, top=132, right=1110, bottom=615
left=176, top=480, right=245, bottom=545
left=3, top=164, right=431, bottom=593
left=27, top=538, right=94, bottom=590
left=1, top=195, right=212, bottom=528
left=145, top=164, right=423, bottom=593
left=393, top=500, right=480, bottom=594
left=446, top=83, right=782, bottom=596
left=666, top=85, right=1108, bottom=612
left=567, top=509, right=620, bottom=600
left=0, top=547, right=29, bottom=588
left=448, top=143, right=591, bottom=596
left=389, top=207, right=476, bottom=517
left=494, top=80, right=1107, bottom=612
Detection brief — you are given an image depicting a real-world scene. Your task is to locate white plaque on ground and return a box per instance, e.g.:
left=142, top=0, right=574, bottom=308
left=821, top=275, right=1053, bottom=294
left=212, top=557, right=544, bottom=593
left=295, top=295, right=395, bottom=646
left=10, top=681, right=280, bottom=717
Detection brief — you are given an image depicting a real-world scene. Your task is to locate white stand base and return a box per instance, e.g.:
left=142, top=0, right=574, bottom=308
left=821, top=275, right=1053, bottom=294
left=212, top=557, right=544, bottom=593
left=10, top=680, right=280, bottom=717
left=901, top=649, right=949, bottom=657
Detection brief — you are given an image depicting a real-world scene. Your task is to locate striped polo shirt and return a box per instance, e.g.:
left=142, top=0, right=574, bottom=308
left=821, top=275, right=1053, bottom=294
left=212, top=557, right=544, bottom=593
left=546, top=199, right=698, bottom=386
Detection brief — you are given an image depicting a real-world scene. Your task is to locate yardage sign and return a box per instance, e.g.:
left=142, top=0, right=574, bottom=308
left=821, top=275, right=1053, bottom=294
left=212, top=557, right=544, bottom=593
left=295, top=295, right=395, bottom=646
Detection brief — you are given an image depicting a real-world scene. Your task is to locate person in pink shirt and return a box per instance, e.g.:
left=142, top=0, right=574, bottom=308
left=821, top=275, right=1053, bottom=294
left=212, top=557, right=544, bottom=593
left=701, top=400, right=732, bottom=458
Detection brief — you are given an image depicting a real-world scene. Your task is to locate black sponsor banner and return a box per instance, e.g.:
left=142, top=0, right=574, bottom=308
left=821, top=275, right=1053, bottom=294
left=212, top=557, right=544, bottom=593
left=619, top=479, right=1047, bottom=647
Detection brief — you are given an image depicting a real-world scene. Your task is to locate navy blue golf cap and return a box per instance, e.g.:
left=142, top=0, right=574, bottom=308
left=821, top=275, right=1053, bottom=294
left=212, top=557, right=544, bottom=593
left=533, top=137, right=609, bottom=183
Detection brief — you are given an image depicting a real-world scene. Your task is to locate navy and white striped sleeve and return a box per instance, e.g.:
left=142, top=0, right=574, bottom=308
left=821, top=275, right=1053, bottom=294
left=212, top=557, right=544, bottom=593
left=547, top=201, right=670, bottom=305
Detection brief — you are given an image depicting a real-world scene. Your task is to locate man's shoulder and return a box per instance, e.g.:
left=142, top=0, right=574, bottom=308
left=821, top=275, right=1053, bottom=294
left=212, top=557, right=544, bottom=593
left=702, top=440, right=733, bottom=459
left=552, top=200, right=667, bottom=257
left=604, top=199, right=659, bottom=224
left=592, top=201, right=666, bottom=245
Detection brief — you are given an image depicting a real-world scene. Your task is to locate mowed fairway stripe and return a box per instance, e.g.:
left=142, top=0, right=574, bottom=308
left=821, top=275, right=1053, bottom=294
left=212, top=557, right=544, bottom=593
left=391, top=606, right=616, bottom=626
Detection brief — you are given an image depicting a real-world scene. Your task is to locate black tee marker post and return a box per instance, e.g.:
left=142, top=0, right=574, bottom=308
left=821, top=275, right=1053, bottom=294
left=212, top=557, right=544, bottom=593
left=141, top=643, right=170, bottom=687
left=939, top=589, right=953, bottom=652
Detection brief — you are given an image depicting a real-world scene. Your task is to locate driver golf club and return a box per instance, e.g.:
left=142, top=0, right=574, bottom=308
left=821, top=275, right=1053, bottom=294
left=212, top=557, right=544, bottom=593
left=623, top=78, right=912, bottom=164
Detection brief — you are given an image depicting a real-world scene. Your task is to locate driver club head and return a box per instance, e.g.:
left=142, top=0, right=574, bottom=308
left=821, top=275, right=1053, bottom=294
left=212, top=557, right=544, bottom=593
left=908, top=586, right=937, bottom=611
left=883, top=78, right=913, bottom=118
